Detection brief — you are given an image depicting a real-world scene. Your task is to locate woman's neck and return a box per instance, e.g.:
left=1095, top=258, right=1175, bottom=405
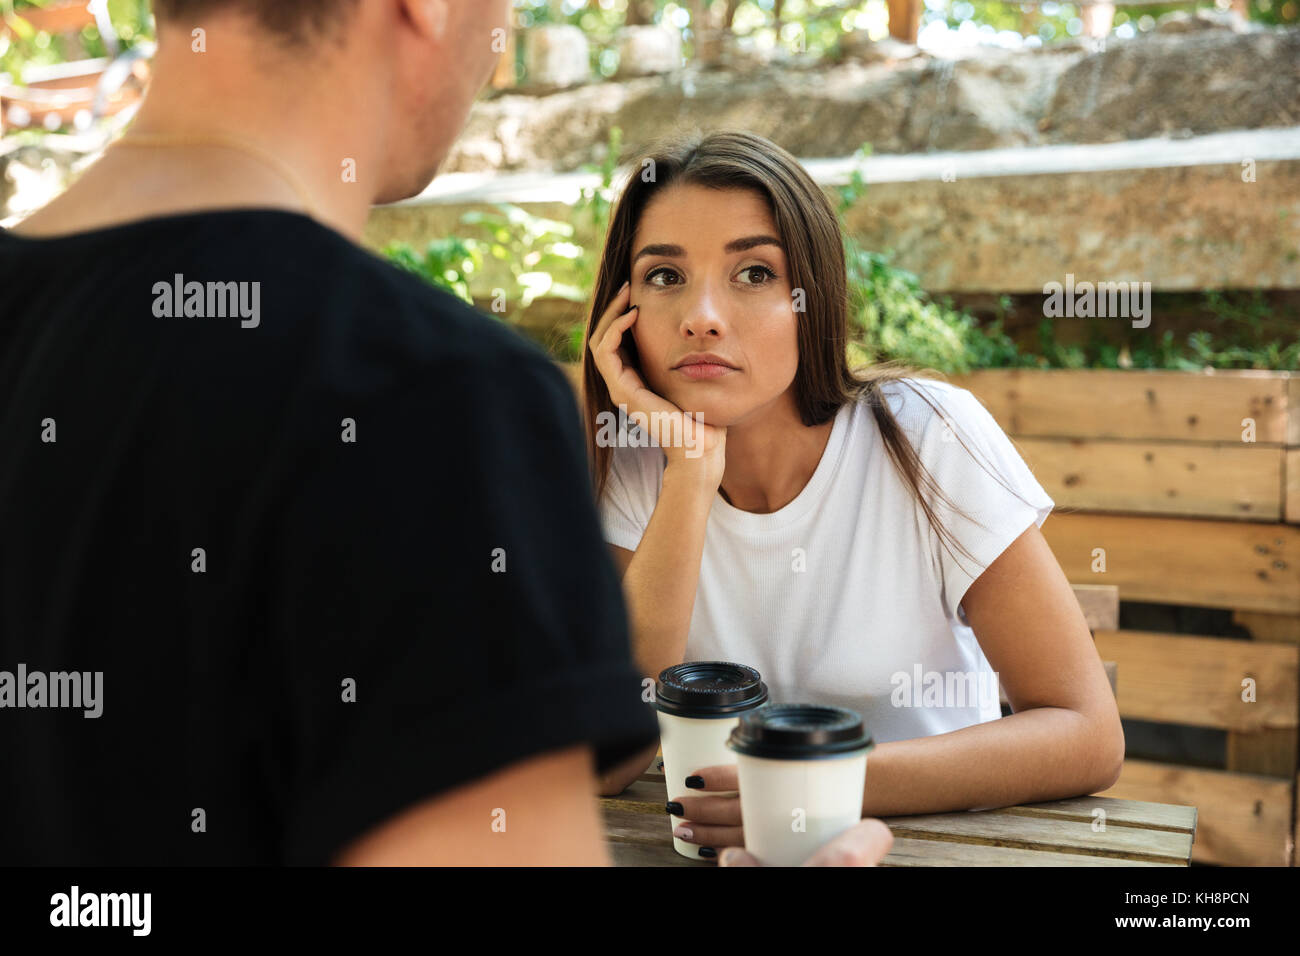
left=718, top=397, right=836, bottom=514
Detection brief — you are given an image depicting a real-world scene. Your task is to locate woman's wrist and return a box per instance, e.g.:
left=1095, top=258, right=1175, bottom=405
left=662, top=459, right=723, bottom=496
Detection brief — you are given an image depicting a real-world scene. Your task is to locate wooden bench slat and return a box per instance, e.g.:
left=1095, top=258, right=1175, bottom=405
left=1233, top=609, right=1300, bottom=645
left=947, top=369, right=1292, bottom=444
left=1226, top=728, right=1300, bottom=778
left=1286, top=448, right=1300, bottom=525
left=1092, top=628, right=1299, bottom=733
left=1101, top=758, right=1292, bottom=866
left=1043, top=512, right=1300, bottom=614
left=1017, top=437, right=1284, bottom=521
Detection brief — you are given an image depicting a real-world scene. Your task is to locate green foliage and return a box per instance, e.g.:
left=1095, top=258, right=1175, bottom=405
left=383, top=204, right=584, bottom=320
left=1027, top=288, right=1300, bottom=371
left=844, top=242, right=1025, bottom=374
left=384, top=237, right=481, bottom=308
left=462, top=203, right=589, bottom=306
left=835, top=142, right=1025, bottom=373
left=382, top=126, right=622, bottom=345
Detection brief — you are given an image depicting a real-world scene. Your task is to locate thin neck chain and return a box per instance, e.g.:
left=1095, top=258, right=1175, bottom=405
left=111, top=130, right=320, bottom=221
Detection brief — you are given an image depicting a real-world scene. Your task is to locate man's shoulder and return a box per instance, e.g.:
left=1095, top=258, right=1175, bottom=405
left=281, top=215, right=551, bottom=367
left=209, top=211, right=567, bottom=402
left=5, top=206, right=570, bottom=418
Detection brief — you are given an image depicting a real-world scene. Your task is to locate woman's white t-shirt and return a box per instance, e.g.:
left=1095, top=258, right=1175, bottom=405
left=598, top=377, right=1056, bottom=744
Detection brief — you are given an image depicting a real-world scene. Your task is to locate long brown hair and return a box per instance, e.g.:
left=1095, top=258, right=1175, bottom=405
left=579, top=129, right=1035, bottom=573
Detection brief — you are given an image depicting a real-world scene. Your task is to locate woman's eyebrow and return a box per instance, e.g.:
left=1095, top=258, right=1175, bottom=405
left=723, top=235, right=783, bottom=254
left=631, top=235, right=784, bottom=264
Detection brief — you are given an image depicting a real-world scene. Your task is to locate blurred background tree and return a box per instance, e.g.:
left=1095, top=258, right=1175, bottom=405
left=1, top=0, right=152, bottom=79
left=507, top=0, right=1295, bottom=64
left=3, top=0, right=1294, bottom=84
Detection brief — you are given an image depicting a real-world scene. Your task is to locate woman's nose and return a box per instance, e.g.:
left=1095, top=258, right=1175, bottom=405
left=680, top=286, right=727, bottom=337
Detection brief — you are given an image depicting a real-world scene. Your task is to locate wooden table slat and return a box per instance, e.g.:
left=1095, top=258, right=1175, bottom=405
left=610, top=842, right=712, bottom=867
left=999, top=796, right=1197, bottom=834
left=639, top=769, right=1195, bottom=833
left=877, top=810, right=1192, bottom=863
left=881, top=837, right=1181, bottom=867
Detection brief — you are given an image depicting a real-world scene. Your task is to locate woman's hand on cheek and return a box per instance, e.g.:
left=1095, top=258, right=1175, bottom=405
left=590, top=282, right=682, bottom=426
left=668, top=764, right=744, bottom=855
left=589, top=281, right=727, bottom=483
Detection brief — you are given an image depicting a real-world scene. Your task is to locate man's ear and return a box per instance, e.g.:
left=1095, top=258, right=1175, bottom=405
left=398, top=0, right=449, bottom=40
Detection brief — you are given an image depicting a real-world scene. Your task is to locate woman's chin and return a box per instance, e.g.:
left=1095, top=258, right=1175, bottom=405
left=663, top=394, right=740, bottom=428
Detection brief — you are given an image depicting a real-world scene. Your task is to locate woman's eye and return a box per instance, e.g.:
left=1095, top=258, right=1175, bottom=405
left=738, top=265, right=777, bottom=285
left=644, top=266, right=776, bottom=287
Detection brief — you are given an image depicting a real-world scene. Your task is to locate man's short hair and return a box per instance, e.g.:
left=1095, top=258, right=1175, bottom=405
left=153, top=0, right=359, bottom=44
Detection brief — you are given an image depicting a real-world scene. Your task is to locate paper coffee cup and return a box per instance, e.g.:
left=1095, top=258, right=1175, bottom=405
left=655, top=661, right=768, bottom=860
left=728, top=703, right=875, bottom=867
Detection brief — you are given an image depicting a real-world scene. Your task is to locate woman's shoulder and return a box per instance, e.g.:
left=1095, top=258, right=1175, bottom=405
left=859, top=376, right=979, bottom=439
left=602, top=426, right=667, bottom=491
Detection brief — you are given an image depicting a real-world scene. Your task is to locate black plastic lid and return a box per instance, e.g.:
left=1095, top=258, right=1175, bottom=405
left=654, top=661, right=769, bottom=718
left=727, top=703, right=874, bottom=759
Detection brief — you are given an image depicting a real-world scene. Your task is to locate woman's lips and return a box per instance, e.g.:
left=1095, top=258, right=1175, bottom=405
left=674, top=363, right=736, bottom=380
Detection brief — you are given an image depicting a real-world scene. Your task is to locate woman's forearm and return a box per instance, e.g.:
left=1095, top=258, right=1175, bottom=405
left=621, top=463, right=717, bottom=678
left=860, top=707, right=1124, bottom=817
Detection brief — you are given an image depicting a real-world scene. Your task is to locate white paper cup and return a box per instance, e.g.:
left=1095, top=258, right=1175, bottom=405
left=728, top=704, right=874, bottom=867
left=655, top=662, right=768, bottom=860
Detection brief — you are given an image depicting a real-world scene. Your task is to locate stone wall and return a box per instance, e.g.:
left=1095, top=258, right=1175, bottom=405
left=447, top=19, right=1299, bottom=175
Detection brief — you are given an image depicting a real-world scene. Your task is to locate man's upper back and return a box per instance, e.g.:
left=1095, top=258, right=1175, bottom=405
left=0, top=209, right=655, bottom=864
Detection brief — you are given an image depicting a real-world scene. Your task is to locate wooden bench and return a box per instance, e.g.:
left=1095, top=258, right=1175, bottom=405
left=953, top=368, right=1300, bottom=866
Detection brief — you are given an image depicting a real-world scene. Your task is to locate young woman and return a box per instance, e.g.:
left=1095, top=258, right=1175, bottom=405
left=582, top=130, right=1124, bottom=854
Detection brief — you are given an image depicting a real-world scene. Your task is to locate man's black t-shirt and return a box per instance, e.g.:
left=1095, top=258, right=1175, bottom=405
left=0, top=208, right=657, bottom=865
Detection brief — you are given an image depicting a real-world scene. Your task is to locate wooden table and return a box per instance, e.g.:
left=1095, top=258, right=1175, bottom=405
left=603, top=764, right=1198, bottom=866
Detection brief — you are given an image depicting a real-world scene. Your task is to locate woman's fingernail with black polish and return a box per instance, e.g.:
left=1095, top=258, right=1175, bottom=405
left=666, top=801, right=684, bottom=816
left=698, top=847, right=717, bottom=859
left=685, top=775, right=705, bottom=789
